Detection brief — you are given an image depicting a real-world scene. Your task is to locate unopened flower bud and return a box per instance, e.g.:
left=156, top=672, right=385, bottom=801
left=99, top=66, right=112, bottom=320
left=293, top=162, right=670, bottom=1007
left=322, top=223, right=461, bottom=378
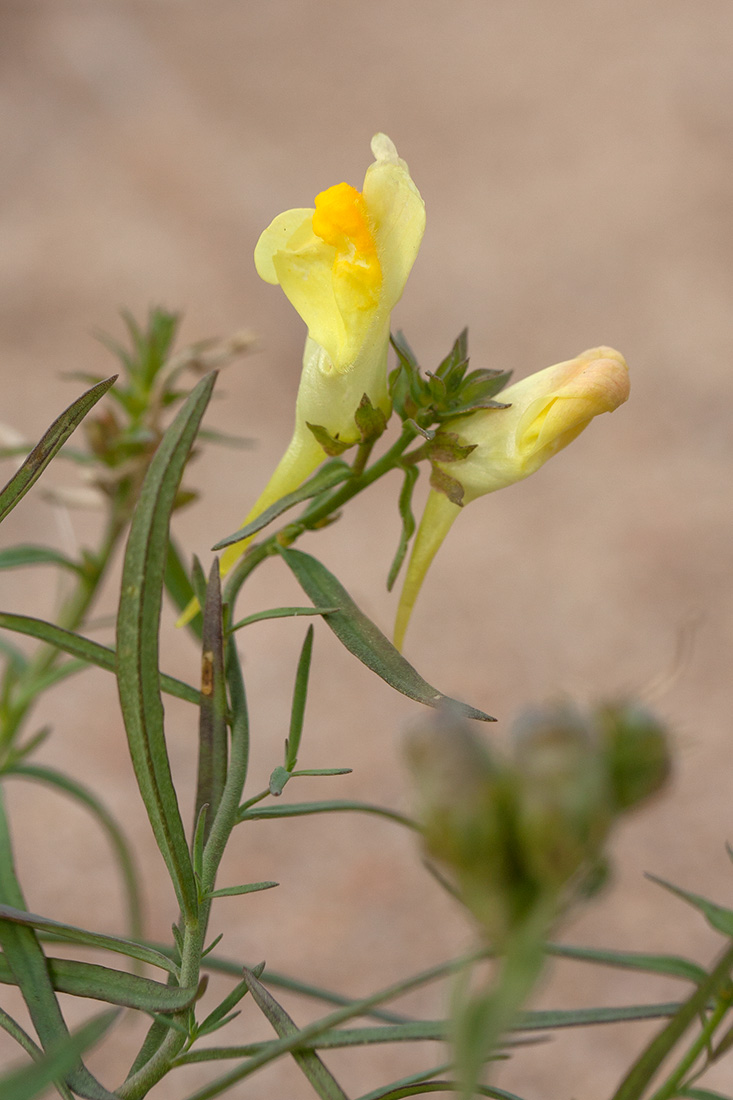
left=511, top=704, right=613, bottom=891
left=597, top=702, right=672, bottom=812
left=394, top=347, right=629, bottom=649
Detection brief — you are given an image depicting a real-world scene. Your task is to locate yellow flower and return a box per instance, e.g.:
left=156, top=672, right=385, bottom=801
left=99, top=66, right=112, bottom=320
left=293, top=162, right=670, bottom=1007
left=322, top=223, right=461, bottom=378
left=178, top=134, right=425, bottom=625
left=394, top=347, right=630, bottom=649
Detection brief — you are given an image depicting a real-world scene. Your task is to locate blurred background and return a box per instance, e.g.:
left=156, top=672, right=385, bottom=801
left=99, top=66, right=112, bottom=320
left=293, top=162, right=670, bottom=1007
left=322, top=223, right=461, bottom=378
left=1, top=1, right=732, bottom=1096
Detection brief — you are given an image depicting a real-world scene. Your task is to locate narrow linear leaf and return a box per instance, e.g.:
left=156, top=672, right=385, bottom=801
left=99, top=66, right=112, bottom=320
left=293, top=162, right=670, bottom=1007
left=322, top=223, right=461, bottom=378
left=195, top=559, right=228, bottom=841
left=0, top=903, right=175, bottom=974
left=198, top=962, right=266, bottom=1036
left=547, top=942, right=706, bottom=984
left=277, top=548, right=495, bottom=722
left=0, top=1010, right=117, bottom=1100
left=207, top=881, right=278, bottom=900
left=647, top=874, right=733, bottom=938
left=0, top=954, right=196, bottom=1012
left=3, top=764, right=143, bottom=950
left=285, top=625, right=314, bottom=771
left=611, top=941, right=733, bottom=1100
left=243, top=968, right=349, bottom=1100
left=239, top=799, right=417, bottom=829
left=291, top=768, right=352, bottom=777
left=357, top=1084, right=518, bottom=1100
left=679, top=1089, right=733, bottom=1100
left=116, top=372, right=217, bottom=920
left=0, top=792, right=117, bottom=1100
left=213, top=461, right=352, bottom=549
left=0, top=612, right=200, bottom=706
left=164, top=538, right=203, bottom=641
left=0, top=546, right=83, bottom=574
left=0, top=376, right=117, bottom=524
left=229, top=606, right=339, bottom=633
left=387, top=463, right=420, bottom=592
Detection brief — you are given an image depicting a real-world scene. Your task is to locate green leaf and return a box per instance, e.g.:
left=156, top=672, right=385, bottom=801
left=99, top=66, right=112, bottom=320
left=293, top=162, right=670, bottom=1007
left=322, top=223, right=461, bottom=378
left=0, top=954, right=196, bottom=1012
left=0, top=1010, right=117, bottom=1100
left=116, top=372, right=216, bottom=922
left=164, top=538, right=203, bottom=641
left=0, top=903, right=175, bottom=974
left=194, top=560, right=228, bottom=841
left=243, top=968, right=350, bottom=1100
left=0, top=376, right=117, bottom=524
left=647, top=874, right=733, bottom=938
left=285, top=624, right=314, bottom=771
left=0, top=791, right=117, bottom=1100
left=0, top=612, right=200, bottom=706
left=547, top=942, right=706, bottom=984
left=4, top=765, right=143, bottom=950
left=386, top=463, right=419, bottom=592
left=212, top=461, right=351, bottom=549
left=0, top=546, right=83, bottom=574
left=207, top=881, right=278, bottom=900
left=240, top=799, right=416, bottom=828
left=610, top=941, right=733, bottom=1100
left=277, top=547, right=495, bottom=722
left=197, top=962, right=265, bottom=1038
left=229, top=606, right=338, bottom=633
left=679, top=1090, right=733, bottom=1100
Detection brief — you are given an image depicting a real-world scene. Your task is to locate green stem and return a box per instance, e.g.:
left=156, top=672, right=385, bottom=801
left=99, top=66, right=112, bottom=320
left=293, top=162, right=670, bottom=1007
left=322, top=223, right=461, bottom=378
left=221, top=424, right=418, bottom=617
left=648, top=989, right=733, bottom=1100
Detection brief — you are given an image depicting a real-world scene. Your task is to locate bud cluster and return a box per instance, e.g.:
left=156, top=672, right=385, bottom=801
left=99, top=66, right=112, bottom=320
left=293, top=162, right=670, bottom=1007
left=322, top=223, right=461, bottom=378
left=389, top=328, right=512, bottom=434
left=406, top=701, right=671, bottom=944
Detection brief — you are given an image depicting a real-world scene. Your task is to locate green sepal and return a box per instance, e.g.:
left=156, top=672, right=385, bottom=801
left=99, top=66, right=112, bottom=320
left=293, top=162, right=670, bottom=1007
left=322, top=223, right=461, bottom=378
left=277, top=548, right=494, bottom=721
left=243, top=968, right=350, bottom=1100
left=305, top=422, right=353, bottom=457
left=116, top=373, right=216, bottom=921
left=213, top=461, right=351, bottom=549
left=0, top=376, right=116, bottom=525
left=429, top=465, right=465, bottom=506
left=354, top=393, right=388, bottom=444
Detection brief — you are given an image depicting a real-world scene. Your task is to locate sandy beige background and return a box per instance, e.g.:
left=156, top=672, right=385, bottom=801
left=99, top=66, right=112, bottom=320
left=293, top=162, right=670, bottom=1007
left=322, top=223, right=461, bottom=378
left=1, top=1, right=733, bottom=1097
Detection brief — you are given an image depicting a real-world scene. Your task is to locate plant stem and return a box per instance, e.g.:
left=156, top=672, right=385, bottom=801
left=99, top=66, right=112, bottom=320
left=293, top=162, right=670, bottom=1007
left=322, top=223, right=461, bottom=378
left=648, top=989, right=733, bottom=1100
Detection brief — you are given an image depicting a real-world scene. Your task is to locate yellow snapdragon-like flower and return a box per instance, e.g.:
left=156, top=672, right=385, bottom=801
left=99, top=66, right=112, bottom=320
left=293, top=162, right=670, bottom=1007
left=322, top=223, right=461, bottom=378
left=222, top=134, right=425, bottom=573
left=394, top=347, right=630, bottom=649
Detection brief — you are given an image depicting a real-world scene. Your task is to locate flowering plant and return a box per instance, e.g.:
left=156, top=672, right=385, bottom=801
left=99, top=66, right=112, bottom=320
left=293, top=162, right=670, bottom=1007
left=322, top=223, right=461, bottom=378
left=0, top=137, right=729, bottom=1100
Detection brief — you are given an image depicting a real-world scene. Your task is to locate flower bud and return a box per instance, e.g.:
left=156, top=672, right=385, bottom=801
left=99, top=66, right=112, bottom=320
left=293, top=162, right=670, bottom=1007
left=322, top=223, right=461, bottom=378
left=405, top=710, right=533, bottom=944
left=597, top=701, right=672, bottom=812
left=394, top=347, right=629, bottom=648
left=511, top=704, right=613, bottom=892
